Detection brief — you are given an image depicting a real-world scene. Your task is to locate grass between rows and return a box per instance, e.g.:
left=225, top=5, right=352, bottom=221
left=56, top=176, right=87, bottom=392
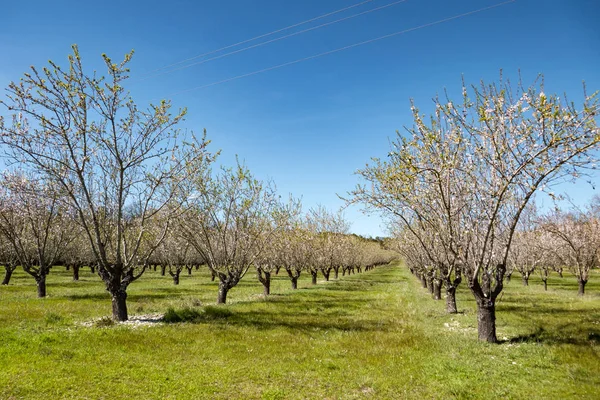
left=0, top=264, right=598, bottom=399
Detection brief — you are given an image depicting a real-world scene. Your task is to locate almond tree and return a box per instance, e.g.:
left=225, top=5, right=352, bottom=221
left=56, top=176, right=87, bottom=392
left=0, top=45, right=213, bottom=320
left=179, top=162, right=280, bottom=304
left=282, top=227, right=312, bottom=290
left=155, top=231, right=192, bottom=285
left=62, top=226, right=94, bottom=281
left=307, top=206, right=351, bottom=281
left=0, top=174, right=75, bottom=297
left=540, top=206, right=600, bottom=295
left=508, top=207, right=544, bottom=286
left=255, top=196, right=301, bottom=296
left=350, top=74, right=599, bottom=342
left=0, top=236, right=19, bottom=285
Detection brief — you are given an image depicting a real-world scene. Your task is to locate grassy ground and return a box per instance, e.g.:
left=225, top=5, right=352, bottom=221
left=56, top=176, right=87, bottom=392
left=0, top=263, right=598, bottom=399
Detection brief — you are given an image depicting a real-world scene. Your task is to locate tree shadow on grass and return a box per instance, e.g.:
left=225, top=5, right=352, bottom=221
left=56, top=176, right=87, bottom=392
left=163, top=307, right=392, bottom=334
left=501, top=326, right=600, bottom=346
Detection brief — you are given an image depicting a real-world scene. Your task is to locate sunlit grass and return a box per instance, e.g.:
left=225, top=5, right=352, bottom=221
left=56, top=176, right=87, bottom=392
left=0, top=263, right=598, bottom=399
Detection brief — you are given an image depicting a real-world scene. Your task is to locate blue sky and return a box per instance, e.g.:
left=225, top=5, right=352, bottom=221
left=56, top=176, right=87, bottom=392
left=1, top=0, right=599, bottom=237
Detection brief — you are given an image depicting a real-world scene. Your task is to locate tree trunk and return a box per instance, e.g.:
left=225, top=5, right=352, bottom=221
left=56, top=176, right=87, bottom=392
left=262, top=271, right=271, bottom=296
left=311, top=271, right=317, bottom=285
left=217, top=282, right=229, bottom=304
left=446, top=286, right=458, bottom=313
left=90, top=264, right=96, bottom=274
left=557, top=269, right=563, bottom=278
left=578, top=279, right=587, bottom=296
left=322, top=269, right=330, bottom=281
left=111, top=289, right=128, bottom=321
left=160, top=264, right=166, bottom=276
left=522, top=276, right=529, bottom=286
left=476, top=301, right=497, bottom=343
left=186, top=265, right=193, bottom=275
left=275, top=266, right=281, bottom=275
left=172, top=272, right=180, bottom=285
left=211, top=271, right=216, bottom=282
left=427, top=277, right=434, bottom=294
left=36, top=275, right=47, bottom=298
left=357, top=266, right=362, bottom=273
left=542, top=279, right=547, bottom=291
left=432, top=280, right=442, bottom=300
left=505, top=273, right=512, bottom=283
left=65, top=264, right=70, bottom=271
left=72, top=264, right=80, bottom=281
left=420, top=274, right=427, bottom=288
left=2, top=266, right=14, bottom=285
left=291, top=276, right=298, bottom=290
left=153, top=264, right=157, bottom=271
left=334, top=267, right=339, bottom=279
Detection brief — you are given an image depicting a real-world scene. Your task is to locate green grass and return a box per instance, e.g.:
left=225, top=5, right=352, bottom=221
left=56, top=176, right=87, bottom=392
left=0, top=264, right=598, bottom=399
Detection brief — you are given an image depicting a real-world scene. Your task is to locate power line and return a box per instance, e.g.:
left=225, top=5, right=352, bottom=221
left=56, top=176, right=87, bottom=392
left=164, top=0, right=516, bottom=98
left=139, top=0, right=376, bottom=77
left=140, top=0, right=410, bottom=81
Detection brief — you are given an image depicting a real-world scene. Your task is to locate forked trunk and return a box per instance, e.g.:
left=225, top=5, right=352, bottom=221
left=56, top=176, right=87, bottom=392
left=186, top=266, right=193, bottom=275
left=275, top=266, right=281, bottom=275
left=322, top=269, right=330, bottom=281
left=36, top=275, right=47, bottom=298
left=217, top=282, right=229, bottom=304
left=111, top=289, right=128, bottom=321
left=476, top=300, right=497, bottom=343
left=445, top=286, right=458, bottom=313
left=258, top=270, right=271, bottom=296
left=311, top=271, right=317, bottom=285
left=578, top=279, right=587, bottom=296
left=357, top=266, right=362, bottom=273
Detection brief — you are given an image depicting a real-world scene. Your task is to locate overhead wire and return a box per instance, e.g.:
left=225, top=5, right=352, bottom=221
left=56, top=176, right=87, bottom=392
left=139, top=0, right=410, bottom=81
left=164, top=0, right=516, bottom=98
left=139, top=0, right=376, bottom=77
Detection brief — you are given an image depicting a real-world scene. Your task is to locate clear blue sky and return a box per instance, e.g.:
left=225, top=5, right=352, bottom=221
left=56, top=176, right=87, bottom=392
left=1, top=0, right=599, bottom=237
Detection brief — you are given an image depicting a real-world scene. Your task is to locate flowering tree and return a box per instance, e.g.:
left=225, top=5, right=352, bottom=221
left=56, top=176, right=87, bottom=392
left=307, top=206, right=351, bottom=281
left=155, top=230, right=194, bottom=285
left=0, top=174, right=75, bottom=297
left=349, top=74, right=599, bottom=342
left=540, top=206, right=600, bottom=295
left=179, top=162, right=280, bottom=304
left=0, top=235, right=19, bottom=285
left=507, top=206, right=544, bottom=286
left=255, top=196, right=301, bottom=296
left=0, top=45, right=213, bottom=320
left=62, top=225, right=94, bottom=281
